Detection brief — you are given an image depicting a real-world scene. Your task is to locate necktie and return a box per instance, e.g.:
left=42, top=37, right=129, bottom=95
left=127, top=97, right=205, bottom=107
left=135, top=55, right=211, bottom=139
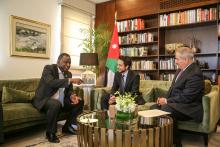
left=121, top=74, right=125, bottom=93
left=175, top=70, right=183, bottom=82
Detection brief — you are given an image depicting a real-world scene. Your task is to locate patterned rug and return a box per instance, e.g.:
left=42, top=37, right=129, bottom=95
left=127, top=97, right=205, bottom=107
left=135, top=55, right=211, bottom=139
left=25, top=124, right=78, bottom=147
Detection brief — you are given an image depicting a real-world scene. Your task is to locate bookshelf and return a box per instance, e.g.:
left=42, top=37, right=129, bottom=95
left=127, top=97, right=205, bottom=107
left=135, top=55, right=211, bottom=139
left=117, top=14, right=159, bottom=80
left=117, top=3, right=220, bottom=83
left=159, top=4, right=218, bottom=83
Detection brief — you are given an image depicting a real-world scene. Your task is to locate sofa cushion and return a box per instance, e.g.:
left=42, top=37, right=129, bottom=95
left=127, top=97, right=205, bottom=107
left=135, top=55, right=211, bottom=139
left=140, top=88, right=154, bottom=102
left=2, top=86, right=35, bottom=103
left=3, top=103, right=46, bottom=127
left=204, top=80, right=211, bottom=95
left=138, top=102, right=156, bottom=111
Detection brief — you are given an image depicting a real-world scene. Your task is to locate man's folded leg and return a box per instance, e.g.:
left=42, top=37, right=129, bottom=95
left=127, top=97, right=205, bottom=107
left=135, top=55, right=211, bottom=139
left=63, top=99, right=84, bottom=135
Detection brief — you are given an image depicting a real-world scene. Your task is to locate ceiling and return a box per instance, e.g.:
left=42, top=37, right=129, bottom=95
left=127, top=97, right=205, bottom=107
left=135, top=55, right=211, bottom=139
left=87, top=0, right=111, bottom=4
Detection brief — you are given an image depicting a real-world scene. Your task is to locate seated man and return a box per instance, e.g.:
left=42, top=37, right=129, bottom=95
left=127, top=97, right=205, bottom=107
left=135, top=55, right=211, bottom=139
left=101, top=56, right=145, bottom=110
left=32, top=53, right=84, bottom=143
left=151, top=47, right=204, bottom=147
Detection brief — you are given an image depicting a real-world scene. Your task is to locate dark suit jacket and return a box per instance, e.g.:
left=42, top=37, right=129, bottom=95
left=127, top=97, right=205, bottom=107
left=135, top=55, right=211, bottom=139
left=111, top=70, right=145, bottom=104
left=167, top=63, right=204, bottom=122
left=32, top=64, right=73, bottom=111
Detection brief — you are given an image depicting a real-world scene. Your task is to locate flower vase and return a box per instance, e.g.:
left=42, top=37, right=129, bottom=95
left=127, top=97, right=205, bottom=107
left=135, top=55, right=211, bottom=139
left=116, top=111, right=134, bottom=122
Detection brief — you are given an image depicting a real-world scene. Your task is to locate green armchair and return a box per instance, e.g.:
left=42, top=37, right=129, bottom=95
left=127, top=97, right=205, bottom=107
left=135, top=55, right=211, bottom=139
left=90, top=80, right=220, bottom=146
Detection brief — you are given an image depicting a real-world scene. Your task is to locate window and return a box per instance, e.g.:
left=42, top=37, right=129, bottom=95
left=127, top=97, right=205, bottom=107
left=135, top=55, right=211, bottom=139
left=61, top=5, right=94, bottom=68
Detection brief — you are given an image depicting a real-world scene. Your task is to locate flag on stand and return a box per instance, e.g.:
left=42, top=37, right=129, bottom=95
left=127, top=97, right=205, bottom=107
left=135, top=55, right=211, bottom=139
left=106, top=23, right=120, bottom=87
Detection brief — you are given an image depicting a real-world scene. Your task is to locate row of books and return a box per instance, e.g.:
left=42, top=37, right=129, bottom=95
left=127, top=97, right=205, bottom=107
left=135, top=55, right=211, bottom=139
left=120, top=47, right=148, bottom=57
left=160, top=7, right=217, bottom=27
left=131, top=60, right=157, bottom=70
left=117, top=18, right=145, bottom=32
left=159, top=73, right=175, bottom=81
left=119, top=33, right=155, bottom=45
left=159, top=58, right=177, bottom=70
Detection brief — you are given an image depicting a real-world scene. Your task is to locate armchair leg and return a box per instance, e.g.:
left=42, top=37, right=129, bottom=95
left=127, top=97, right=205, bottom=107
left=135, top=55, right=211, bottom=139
left=0, top=133, right=4, bottom=143
left=203, top=134, right=208, bottom=146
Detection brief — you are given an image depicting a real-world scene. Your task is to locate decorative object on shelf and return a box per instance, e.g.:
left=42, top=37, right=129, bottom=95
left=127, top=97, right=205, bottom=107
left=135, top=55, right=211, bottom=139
left=195, top=60, right=209, bottom=69
left=190, top=36, right=200, bottom=53
left=165, top=43, right=184, bottom=54
left=10, top=15, right=51, bottom=58
left=114, top=91, right=137, bottom=122
left=80, top=53, right=98, bottom=85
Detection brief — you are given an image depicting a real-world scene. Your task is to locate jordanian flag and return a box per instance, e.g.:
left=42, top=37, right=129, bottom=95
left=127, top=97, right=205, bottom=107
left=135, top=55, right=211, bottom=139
left=106, top=23, right=120, bottom=72
left=106, top=23, right=120, bottom=86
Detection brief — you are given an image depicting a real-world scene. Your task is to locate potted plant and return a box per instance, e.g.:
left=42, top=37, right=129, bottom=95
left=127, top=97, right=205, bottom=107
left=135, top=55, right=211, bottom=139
left=79, top=24, right=112, bottom=76
left=114, top=91, right=137, bottom=122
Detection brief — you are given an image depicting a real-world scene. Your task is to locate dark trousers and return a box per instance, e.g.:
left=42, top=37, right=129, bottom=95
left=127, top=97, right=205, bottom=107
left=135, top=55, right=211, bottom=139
left=101, top=93, right=111, bottom=110
left=42, top=99, right=84, bottom=133
left=150, top=104, right=191, bottom=145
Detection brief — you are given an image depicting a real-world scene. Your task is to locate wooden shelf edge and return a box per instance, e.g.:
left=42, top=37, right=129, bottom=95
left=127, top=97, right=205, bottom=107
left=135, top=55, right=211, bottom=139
left=118, top=27, right=158, bottom=34
left=159, top=20, right=217, bottom=30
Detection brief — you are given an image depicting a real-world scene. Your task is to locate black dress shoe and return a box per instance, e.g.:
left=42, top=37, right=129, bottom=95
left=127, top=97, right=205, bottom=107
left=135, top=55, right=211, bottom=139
left=173, top=142, right=182, bottom=147
left=62, top=125, right=77, bottom=135
left=46, top=132, right=60, bottom=143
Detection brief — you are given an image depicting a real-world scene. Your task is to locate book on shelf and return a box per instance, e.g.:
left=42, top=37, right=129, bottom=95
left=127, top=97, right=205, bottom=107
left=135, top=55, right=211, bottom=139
left=120, top=46, right=149, bottom=57
left=160, top=73, right=175, bottom=81
left=119, top=32, right=155, bottom=45
left=159, top=58, right=177, bottom=70
left=117, top=18, right=145, bottom=32
left=160, top=7, right=217, bottom=27
left=131, top=60, right=157, bottom=70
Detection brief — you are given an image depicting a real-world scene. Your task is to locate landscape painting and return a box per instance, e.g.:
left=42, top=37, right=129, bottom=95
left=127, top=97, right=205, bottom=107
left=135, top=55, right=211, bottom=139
left=10, top=15, right=51, bottom=58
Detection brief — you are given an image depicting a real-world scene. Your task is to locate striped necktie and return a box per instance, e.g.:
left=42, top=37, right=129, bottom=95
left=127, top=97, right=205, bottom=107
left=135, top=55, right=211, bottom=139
left=175, top=70, right=183, bottom=82
left=121, top=74, right=125, bottom=93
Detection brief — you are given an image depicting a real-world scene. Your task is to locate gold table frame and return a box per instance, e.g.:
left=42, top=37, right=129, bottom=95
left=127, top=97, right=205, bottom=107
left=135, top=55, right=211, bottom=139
left=77, top=111, right=173, bottom=147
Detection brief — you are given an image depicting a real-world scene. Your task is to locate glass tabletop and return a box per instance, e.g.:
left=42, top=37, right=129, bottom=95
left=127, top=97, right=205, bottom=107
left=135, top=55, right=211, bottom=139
left=77, top=110, right=172, bottom=130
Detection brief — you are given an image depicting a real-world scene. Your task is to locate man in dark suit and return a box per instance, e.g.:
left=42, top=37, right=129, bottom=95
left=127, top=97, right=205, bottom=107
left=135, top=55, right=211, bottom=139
left=32, top=53, right=84, bottom=143
left=101, top=56, right=145, bottom=110
left=151, top=47, right=204, bottom=147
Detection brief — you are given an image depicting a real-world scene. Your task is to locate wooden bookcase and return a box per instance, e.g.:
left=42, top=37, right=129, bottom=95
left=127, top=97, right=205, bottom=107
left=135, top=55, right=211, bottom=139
left=117, top=2, right=220, bottom=83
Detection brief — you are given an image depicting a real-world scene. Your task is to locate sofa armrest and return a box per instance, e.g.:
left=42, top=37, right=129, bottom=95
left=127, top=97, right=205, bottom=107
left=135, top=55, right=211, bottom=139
left=90, top=87, right=111, bottom=110
left=0, top=99, right=4, bottom=143
left=201, top=85, right=219, bottom=132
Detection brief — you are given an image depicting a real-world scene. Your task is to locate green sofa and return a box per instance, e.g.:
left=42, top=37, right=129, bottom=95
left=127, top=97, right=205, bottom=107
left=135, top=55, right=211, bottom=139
left=90, top=80, right=220, bottom=145
left=0, top=78, right=83, bottom=143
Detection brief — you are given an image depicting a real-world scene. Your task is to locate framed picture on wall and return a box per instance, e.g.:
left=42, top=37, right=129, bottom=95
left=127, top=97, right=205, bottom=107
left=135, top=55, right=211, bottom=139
left=10, top=15, right=51, bottom=58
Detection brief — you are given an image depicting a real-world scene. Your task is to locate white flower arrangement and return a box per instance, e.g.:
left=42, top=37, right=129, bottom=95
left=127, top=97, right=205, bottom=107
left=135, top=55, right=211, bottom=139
left=115, top=91, right=136, bottom=113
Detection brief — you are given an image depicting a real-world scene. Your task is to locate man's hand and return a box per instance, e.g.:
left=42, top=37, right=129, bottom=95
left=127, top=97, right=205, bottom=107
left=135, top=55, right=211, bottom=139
left=156, top=97, right=167, bottom=106
left=108, top=95, right=116, bottom=105
left=70, top=93, right=79, bottom=105
left=69, top=78, right=83, bottom=85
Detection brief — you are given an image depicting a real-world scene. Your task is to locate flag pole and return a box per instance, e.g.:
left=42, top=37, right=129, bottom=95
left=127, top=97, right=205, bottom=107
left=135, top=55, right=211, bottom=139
left=115, top=11, right=117, bottom=23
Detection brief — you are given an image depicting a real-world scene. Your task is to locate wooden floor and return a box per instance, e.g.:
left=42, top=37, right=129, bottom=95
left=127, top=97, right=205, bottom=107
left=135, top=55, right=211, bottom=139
left=1, top=122, right=220, bottom=147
